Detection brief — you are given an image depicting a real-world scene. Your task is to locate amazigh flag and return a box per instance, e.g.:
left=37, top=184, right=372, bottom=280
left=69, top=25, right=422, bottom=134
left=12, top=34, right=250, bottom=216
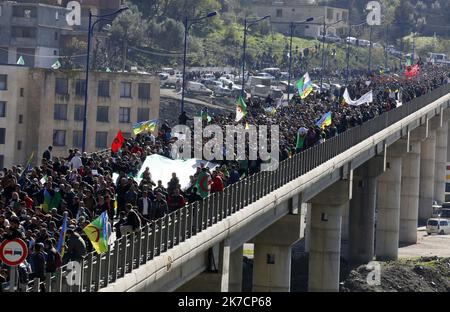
left=83, top=211, right=109, bottom=254
left=51, top=60, right=61, bottom=70
left=195, top=171, right=210, bottom=199
left=17, top=56, right=25, bottom=65
left=296, top=73, right=313, bottom=99
left=42, top=189, right=62, bottom=213
left=56, top=213, right=68, bottom=257
left=111, top=130, right=125, bottom=153
left=315, top=112, right=332, bottom=129
left=296, top=127, right=308, bottom=151
left=20, top=152, right=34, bottom=176
left=235, top=96, right=247, bottom=122
left=132, top=119, right=158, bottom=135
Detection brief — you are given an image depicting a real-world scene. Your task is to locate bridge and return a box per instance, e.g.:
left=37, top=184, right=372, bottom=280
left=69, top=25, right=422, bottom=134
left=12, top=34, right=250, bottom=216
left=27, top=84, right=450, bottom=292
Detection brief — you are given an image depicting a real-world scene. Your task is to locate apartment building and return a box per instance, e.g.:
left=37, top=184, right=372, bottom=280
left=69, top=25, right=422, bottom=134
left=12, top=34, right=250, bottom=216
left=251, top=0, right=349, bottom=38
left=0, top=64, right=160, bottom=167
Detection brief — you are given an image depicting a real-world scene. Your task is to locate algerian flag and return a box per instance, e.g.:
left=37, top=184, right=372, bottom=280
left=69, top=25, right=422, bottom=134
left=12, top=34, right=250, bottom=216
left=195, top=171, right=210, bottom=199
left=40, top=175, right=48, bottom=185
left=52, top=60, right=61, bottom=69
left=235, top=96, right=247, bottom=122
left=296, top=127, right=308, bottom=151
left=17, top=56, right=25, bottom=65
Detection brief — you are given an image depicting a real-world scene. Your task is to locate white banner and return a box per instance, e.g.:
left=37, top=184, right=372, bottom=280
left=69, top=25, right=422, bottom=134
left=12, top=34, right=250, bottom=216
left=343, top=89, right=373, bottom=106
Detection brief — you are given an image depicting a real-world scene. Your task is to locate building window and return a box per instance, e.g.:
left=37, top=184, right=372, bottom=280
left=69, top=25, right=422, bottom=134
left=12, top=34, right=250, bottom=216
left=54, top=32, right=58, bottom=41
left=0, top=155, right=4, bottom=169
left=55, top=11, right=59, bottom=20
left=75, top=79, right=86, bottom=96
left=137, top=107, right=150, bottom=122
left=53, top=50, right=57, bottom=56
left=55, top=78, right=68, bottom=95
left=20, top=88, right=24, bottom=97
left=0, top=75, right=7, bottom=90
left=18, top=115, right=23, bottom=124
left=138, top=83, right=151, bottom=100
left=327, top=8, right=333, bottom=20
left=0, top=128, right=5, bottom=144
left=342, top=11, right=348, bottom=22
left=74, top=105, right=85, bottom=121
left=120, top=82, right=132, bottom=98
left=119, top=107, right=131, bottom=123
left=54, top=104, right=67, bottom=120
left=96, top=106, right=109, bottom=122
left=73, top=130, right=83, bottom=148
left=276, top=9, right=282, bottom=18
left=0, top=102, right=6, bottom=117
left=17, top=141, right=21, bottom=150
left=53, top=130, right=66, bottom=146
left=98, top=80, right=110, bottom=97
left=95, top=132, right=108, bottom=149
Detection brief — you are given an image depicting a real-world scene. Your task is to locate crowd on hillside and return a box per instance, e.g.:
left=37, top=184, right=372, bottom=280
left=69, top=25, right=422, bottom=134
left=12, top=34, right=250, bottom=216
left=0, top=65, right=449, bottom=291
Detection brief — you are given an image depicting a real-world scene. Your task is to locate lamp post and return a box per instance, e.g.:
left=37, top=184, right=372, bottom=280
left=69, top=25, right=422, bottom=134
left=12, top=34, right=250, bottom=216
left=241, top=15, right=271, bottom=98
left=320, top=19, right=343, bottom=91
left=286, top=17, right=314, bottom=102
left=345, top=21, right=367, bottom=85
left=82, top=6, right=129, bottom=154
left=181, top=11, right=217, bottom=114
left=368, top=25, right=374, bottom=73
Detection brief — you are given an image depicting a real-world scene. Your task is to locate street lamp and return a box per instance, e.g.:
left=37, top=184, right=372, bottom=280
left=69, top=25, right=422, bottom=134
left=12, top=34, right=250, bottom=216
left=241, top=15, right=271, bottom=98
left=320, top=19, right=343, bottom=91
left=181, top=11, right=217, bottom=114
left=286, top=17, right=314, bottom=102
left=82, top=6, right=129, bottom=154
left=345, top=21, right=367, bottom=84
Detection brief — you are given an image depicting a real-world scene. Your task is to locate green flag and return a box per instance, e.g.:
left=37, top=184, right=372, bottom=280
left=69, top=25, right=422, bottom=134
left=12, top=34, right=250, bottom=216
left=43, top=190, right=61, bottom=213
left=195, top=171, right=209, bottom=199
left=296, top=127, right=308, bottom=151
left=235, top=96, right=247, bottom=122
left=17, top=56, right=25, bottom=65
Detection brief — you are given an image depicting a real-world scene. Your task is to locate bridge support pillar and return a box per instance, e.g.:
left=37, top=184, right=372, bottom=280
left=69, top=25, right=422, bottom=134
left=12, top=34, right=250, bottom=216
left=251, top=213, right=302, bottom=292
left=340, top=203, right=349, bottom=261
left=419, top=130, right=437, bottom=224
left=349, top=156, right=384, bottom=265
left=308, top=180, right=351, bottom=292
left=376, top=151, right=402, bottom=261
left=400, top=140, right=421, bottom=244
left=434, top=122, right=448, bottom=204
left=229, top=246, right=243, bottom=292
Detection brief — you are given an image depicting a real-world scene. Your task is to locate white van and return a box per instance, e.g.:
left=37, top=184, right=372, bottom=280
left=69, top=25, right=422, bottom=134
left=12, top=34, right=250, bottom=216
left=426, top=218, right=450, bottom=235
left=186, top=82, right=213, bottom=96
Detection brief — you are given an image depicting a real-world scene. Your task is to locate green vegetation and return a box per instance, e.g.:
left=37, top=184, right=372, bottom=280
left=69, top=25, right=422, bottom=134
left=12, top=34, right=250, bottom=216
left=78, top=0, right=448, bottom=73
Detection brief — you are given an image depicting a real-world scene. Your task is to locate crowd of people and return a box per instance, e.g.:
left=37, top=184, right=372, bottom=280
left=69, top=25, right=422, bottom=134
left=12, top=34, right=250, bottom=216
left=0, top=64, right=449, bottom=291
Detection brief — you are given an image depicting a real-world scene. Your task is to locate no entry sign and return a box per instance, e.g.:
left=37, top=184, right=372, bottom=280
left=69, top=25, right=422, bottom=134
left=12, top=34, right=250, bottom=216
left=0, top=239, right=28, bottom=266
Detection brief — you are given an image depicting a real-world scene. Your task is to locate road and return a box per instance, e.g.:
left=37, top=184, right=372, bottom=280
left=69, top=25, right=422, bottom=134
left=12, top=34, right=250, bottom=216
left=160, top=88, right=234, bottom=112
left=399, top=227, right=450, bottom=258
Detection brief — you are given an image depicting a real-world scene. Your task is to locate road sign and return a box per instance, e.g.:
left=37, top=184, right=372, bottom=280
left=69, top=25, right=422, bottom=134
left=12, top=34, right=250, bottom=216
left=0, top=239, right=28, bottom=267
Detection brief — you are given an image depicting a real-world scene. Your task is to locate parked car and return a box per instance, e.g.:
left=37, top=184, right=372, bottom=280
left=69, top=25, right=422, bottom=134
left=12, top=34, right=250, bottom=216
left=358, top=39, right=371, bottom=47
left=186, top=82, right=213, bottom=96
left=426, top=218, right=450, bottom=235
left=279, top=81, right=296, bottom=93
left=322, top=34, right=341, bottom=43
left=345, top=37, right=358, bottom=45
left=255, top=72, right=276, bottom=80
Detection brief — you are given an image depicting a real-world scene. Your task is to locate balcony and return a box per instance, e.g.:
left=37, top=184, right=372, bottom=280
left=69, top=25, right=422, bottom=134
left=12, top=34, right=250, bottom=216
left=10, top=37, right=37, bottom=47
left=11, top=16, right=38, bottom=27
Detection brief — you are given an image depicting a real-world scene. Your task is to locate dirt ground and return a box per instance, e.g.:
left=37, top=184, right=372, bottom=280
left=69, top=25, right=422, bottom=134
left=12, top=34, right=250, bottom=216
left=399, top=227, right=450, bottom=258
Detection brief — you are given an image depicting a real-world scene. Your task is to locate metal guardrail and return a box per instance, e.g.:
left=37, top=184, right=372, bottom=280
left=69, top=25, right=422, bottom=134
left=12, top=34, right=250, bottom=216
left=22, top=84, right=450, bottom=292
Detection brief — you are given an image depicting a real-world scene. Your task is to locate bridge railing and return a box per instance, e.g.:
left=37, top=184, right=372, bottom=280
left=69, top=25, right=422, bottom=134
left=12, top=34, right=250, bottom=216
left=23, top=83, right=450, bottom=292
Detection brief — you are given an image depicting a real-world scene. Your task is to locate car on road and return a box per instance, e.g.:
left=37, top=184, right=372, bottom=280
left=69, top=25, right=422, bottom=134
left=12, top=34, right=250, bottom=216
left=321, top=34, right=342, bottom=43
left=186, top=82, right=213, bottom=96
left=345, top=37, right=358, bottom=45
left=255, top=72, right=276, bottom=80
left=426, top=218, right=450, bottom=235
